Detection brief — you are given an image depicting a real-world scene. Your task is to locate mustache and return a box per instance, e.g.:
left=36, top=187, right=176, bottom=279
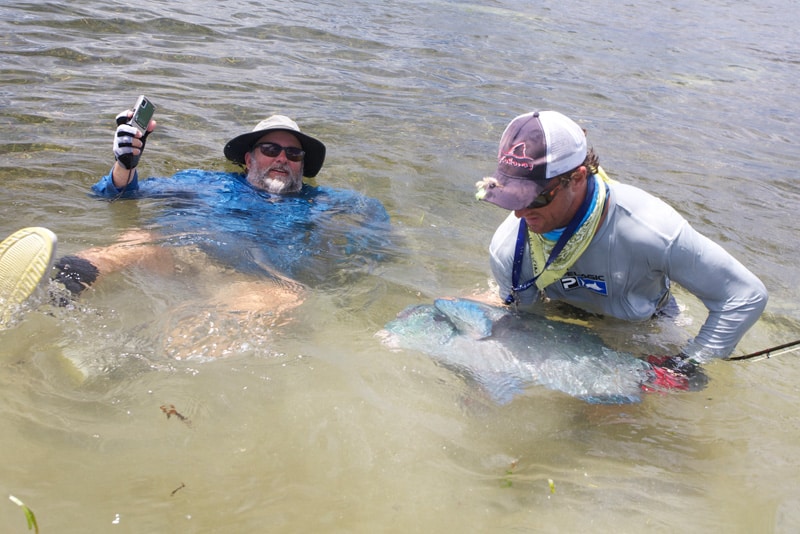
left=267, top=163, right=291, bottom=174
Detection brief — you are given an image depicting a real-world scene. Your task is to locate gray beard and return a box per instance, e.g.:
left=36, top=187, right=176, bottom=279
left=246, top=163, right=303, bottom=194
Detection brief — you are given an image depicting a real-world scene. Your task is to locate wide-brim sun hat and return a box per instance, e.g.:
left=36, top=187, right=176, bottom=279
left=476, top=110, right=587, bottom=211
left=223, top=115, right=326, bottom=178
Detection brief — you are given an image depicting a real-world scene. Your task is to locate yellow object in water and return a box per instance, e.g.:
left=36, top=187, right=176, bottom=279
left=0, top=227, right=57, bottom=325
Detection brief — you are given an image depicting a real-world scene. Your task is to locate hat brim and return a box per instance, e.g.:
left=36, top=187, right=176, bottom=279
left=223, top=128, right=326, bottom=178
left=479, top=171, right=548, bottom=211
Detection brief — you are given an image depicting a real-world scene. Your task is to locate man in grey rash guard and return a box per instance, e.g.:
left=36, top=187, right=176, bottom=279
left=475, top=110, right=767, bottom=388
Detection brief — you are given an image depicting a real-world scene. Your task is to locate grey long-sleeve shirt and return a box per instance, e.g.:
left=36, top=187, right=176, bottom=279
left=489, top=181, right=768, bottom=360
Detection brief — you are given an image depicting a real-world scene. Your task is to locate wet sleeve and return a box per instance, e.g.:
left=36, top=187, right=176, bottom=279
left=90, top=167, right=140, bottom=198
left=343, top=196, right=393, bottom=261
left=667, top=222, right=768, bottom=360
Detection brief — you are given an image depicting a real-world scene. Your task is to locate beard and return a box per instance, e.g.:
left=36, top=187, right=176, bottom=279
left=246, top=159, right=304, bottom=194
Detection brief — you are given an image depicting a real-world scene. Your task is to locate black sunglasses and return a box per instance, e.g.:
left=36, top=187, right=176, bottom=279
left=526, top=181, right=564, bottom=209
left=254, top=142, right=305, bottom=162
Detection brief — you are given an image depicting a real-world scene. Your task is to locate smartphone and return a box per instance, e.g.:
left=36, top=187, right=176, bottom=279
left=130, top=95, right=155, bottom=133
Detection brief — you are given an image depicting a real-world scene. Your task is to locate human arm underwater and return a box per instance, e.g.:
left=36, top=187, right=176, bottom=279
left=664, top=221, right=768, bottom=362
left=641, top=217, right=767, bottom=390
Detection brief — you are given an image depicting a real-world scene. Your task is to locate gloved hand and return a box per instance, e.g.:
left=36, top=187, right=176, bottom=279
left=113, top=110, right=151, bottom=170
left=53, top=255, right=99, bottom=296
left=641, top=354, right=709, bottom=392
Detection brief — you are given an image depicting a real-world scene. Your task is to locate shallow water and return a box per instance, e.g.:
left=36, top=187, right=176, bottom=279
left=1, top=0, right=799, bottom=532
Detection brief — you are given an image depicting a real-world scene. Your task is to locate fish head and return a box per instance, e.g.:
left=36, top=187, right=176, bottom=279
left=433, top=298, right=509, bottom=339
left=377, top=303, right=458, bottom=350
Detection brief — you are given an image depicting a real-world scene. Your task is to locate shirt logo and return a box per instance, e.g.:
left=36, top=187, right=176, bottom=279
left=560, top=274, right=608, bottom=296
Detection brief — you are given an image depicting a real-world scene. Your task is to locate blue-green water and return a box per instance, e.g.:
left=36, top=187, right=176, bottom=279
left=1, top=1, right=799, bottom=532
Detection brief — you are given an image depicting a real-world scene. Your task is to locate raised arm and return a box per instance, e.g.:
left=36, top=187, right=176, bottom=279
left=112, top=107, right=157, bottom=187
left=91, top=106, right=158, bottom=198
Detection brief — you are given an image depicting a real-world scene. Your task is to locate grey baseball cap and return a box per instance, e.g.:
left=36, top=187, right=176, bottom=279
left=477, top=111, right=587, bottom=210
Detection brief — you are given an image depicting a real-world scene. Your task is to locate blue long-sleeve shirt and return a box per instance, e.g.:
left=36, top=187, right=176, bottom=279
left=91, top=168, right=392, bottom=287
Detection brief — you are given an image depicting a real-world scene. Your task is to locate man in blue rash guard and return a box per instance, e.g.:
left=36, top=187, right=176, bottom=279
left=53, top=105, right=391, bottom=344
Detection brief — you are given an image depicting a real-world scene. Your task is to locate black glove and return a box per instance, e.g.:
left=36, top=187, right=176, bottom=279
left=53, top=255, right=99, bottom=295
left=113, top=110, right=150, bottom=170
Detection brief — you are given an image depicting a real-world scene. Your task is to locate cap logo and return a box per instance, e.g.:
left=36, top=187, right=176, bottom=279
left=498, top=142, right=534, bottom=172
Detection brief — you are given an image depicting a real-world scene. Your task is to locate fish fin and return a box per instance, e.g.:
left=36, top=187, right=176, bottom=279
left=433, top=298, right=507, bottom=340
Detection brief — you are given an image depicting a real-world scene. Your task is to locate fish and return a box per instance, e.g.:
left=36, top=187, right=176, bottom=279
left=378, top=298, right=655, bottom=405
